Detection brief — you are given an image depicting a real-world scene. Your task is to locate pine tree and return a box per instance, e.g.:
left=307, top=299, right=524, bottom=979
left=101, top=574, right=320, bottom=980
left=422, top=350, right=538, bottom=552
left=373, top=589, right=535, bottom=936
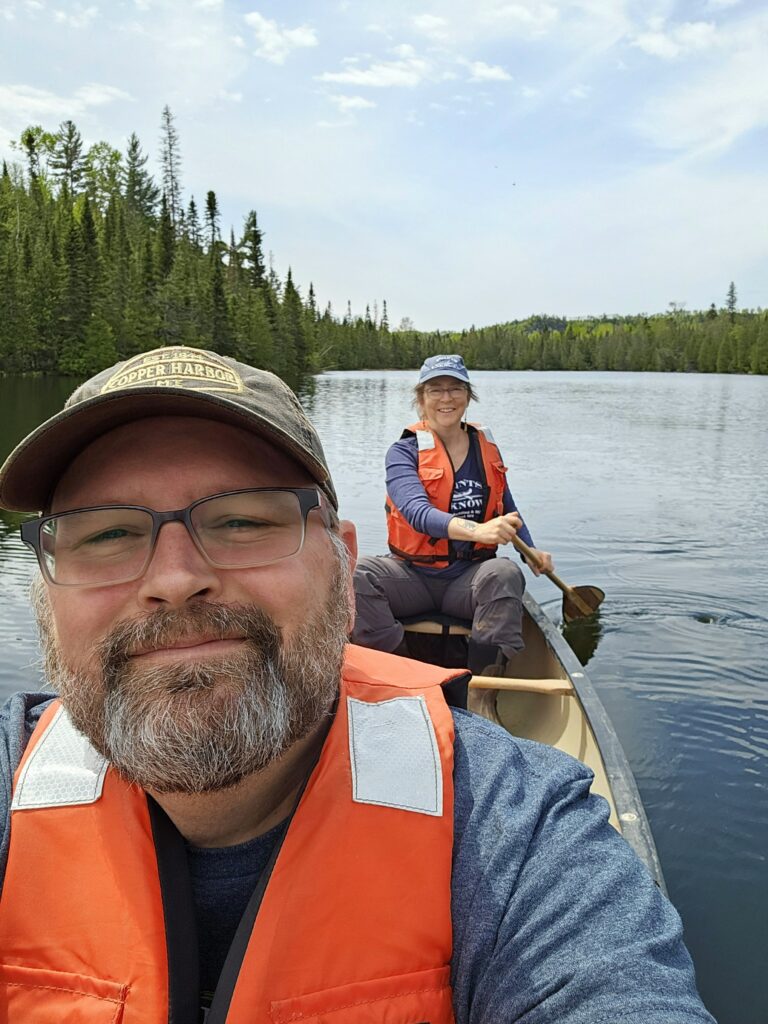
left=209, top=256, right=231, bottom=354
left=186, top=197, right=202, bottom=249
left=123, top=132, right=159, bottom=218
left=726, top=281, right=737, bottom=323
left=239, top=210, right=266, bottom=289
left=282, top=267, right=308, bottom=376
left=50, top=120, right=85, bottom=195
left=155, top=193, right=175, bottom=280
left=159, top=106, right=182, bottom=226
left=205, top=190, right=220, bottom=253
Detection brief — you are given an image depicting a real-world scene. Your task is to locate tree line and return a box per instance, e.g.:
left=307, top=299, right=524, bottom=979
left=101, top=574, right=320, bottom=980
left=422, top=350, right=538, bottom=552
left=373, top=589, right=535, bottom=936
left=0, top=109, right=765, bottom=381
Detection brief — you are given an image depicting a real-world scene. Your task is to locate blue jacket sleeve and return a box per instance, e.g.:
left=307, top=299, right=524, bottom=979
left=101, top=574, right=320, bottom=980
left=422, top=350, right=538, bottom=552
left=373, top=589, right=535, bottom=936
left=0, top=693, right=55, bottom=887
left=449, top=712, right=715, bottom=1024
left=386, top=437, right=454, bottom=538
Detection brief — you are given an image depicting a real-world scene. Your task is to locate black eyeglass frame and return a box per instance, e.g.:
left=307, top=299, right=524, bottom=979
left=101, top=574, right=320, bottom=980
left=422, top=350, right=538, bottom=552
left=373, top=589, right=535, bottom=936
left=20, top=487, right=329, bottom=588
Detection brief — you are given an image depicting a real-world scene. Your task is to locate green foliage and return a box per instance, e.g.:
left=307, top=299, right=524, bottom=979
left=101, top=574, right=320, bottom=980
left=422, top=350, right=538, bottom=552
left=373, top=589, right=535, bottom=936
left=0, top=117, right=765, bottom=382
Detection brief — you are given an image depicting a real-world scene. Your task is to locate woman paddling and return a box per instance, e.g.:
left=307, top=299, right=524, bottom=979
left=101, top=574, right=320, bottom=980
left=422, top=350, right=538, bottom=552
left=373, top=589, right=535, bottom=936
left=352, top=354, right=553, bottom=686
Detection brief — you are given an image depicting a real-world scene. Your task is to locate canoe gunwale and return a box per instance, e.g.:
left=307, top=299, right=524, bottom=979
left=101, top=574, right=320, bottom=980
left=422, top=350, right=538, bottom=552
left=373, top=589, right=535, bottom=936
left=521, top=592, right=666, bottom=892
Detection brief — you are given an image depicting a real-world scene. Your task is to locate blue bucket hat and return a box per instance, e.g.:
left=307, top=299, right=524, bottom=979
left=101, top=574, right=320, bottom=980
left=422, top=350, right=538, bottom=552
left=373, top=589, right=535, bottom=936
left=418, top=354, right=470, bottom=385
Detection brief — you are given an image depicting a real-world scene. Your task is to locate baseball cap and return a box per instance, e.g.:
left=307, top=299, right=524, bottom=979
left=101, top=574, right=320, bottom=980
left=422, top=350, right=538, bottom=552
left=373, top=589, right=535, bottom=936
left=418, top=354, right=470, bottom=386
left=0, top=346, right=338, bottom=512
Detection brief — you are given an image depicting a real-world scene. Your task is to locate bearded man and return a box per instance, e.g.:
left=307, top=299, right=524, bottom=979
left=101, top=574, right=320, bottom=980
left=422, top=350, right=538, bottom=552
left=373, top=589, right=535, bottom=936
left=0, top=347, right=713, bottom=1023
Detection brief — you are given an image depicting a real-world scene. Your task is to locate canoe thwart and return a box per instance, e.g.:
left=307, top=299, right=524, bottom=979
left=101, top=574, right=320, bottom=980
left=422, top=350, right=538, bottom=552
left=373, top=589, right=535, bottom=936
left=469, top=675, right=575, bottom=695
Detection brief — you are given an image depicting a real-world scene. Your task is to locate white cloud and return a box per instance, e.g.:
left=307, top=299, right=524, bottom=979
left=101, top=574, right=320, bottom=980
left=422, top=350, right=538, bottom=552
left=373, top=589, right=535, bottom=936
left=633, top=20, right=717, bottom=60
left=412, top=13, right=449, bottom=41
left=329, top=94, right=376, bottom=112
left=636, top=13, right=768, bottom=153
left=73, top=83, right=132, bottom=105
left=0, top=82, right=132, bottom=150
left=565, top=83, right=591, bottom=101
left=194, top=0, right=222, bottom=7
left=465, top=60, right=512, bottom=82
left=219, top=89, right=243, bottom=102
left=520, top=84, right=540, bottom=98
left=486, top=1, right=559, bottom=37
left=244, top=11, right=318, bottom=64
left=52, top=3, right=97, bottom=28
left=317, top=50, right=432, bottom=88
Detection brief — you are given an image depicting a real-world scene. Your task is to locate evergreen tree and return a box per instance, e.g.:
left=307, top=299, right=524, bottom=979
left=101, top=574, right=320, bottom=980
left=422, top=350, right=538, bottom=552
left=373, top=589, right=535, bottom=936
left=726, top=281, right=737, bottom=322
left=159, top=106, right=182, bottom=226
left=239, top=210, right=266, bottom=289
left=50, top=120, right=85, bottom=195
left=205, top=190, right=220, bottom=253
left=155, top=193, right=175, bottom=279
left=186, top=197, right=202, bottom=249
left=124, top=132, right=159, bottom=218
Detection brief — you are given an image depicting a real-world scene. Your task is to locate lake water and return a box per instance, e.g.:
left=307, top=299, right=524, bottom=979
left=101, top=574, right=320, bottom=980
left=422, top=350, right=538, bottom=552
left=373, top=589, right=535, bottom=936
left=1, top=369, right=766, bottom=1023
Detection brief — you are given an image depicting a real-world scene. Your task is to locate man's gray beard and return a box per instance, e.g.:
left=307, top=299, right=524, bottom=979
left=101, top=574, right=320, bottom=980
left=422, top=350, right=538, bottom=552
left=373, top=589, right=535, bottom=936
left=32, top=550, right=350, bottom=795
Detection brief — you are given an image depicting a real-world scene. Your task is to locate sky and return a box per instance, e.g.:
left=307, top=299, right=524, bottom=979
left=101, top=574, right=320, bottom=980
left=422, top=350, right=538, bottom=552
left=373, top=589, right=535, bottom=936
left=0, top=0, right=766, bottom=330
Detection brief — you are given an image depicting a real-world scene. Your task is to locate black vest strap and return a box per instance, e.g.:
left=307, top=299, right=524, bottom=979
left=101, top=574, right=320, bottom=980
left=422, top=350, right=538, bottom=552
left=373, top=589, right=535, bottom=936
left=148, top=797, right=200, bottom=1024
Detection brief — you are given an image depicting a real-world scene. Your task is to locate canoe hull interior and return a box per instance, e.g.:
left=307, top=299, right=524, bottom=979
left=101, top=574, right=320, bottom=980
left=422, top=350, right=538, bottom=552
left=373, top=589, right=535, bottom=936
left=402, top=592, right=665, bottom=890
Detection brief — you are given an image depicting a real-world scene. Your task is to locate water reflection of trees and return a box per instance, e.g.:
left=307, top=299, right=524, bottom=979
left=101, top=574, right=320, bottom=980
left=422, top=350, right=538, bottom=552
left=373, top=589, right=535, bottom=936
left=562, top=614, right=603, bottom=667
left=0, top=510, right=37, bottom=574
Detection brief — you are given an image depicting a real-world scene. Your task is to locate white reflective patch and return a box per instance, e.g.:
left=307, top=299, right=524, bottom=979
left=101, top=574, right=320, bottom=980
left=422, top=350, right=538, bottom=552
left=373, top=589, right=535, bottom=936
left=11, top=706, right=108, bottom=810
left=347, top=696, right=442, bottom=816
left=415, top=430, right=436, bottom=451
left=477, top=425, right=496, bottom=445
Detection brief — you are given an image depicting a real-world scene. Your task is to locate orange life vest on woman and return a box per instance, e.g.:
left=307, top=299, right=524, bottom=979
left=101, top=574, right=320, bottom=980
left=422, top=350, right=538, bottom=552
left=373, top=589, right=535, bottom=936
left=0, top=645, right=463, bottom=1023
left=387, top=421, right=507, bottom=569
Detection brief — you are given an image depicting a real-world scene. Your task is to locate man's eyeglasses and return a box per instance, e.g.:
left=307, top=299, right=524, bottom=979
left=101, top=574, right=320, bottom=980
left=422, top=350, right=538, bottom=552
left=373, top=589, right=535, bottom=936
left=20, top=487, right=328, bottom=588
left=423, top=385, right=467, bottom=399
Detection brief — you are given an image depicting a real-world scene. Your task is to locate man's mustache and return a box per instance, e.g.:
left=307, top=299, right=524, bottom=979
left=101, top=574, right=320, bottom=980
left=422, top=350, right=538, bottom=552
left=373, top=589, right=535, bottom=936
left=97, top=603, right=283, bottom=679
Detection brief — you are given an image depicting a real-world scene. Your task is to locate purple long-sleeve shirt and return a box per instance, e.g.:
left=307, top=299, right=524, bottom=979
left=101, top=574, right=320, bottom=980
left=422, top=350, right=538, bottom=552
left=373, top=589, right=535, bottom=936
left=386, top=434, right=534, bottom=577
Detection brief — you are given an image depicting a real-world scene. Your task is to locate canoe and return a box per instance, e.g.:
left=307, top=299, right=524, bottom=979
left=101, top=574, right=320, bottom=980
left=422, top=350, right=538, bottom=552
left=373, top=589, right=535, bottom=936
left=402, top=591, right=666, bottom=891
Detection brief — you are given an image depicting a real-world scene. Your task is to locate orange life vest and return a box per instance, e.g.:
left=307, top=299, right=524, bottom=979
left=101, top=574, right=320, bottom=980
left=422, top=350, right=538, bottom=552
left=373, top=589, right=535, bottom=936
left=387, top=421, right=507, bottom=569
left=0, top=645, right=463, bottom=1023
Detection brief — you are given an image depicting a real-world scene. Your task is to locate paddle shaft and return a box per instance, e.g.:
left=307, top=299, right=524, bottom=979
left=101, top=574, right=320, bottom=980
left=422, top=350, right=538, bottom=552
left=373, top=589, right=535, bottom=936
left=510, top=535, right=596, bottom=616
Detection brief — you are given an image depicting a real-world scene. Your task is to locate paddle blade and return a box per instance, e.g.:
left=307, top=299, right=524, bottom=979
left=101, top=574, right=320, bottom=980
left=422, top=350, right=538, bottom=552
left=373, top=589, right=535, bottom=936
left=562, top=585, right=605, bottom=623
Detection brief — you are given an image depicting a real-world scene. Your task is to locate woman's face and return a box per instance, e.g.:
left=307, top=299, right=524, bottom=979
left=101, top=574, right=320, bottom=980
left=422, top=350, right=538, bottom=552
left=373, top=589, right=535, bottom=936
left=420, top=376, right=470, bottom=430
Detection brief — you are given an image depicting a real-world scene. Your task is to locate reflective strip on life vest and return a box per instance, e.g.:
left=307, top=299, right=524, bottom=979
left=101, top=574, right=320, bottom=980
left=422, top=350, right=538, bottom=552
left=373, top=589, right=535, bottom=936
left=11, top=704, right=108, bottom=810
left=348, top=694, right=443, bottom=815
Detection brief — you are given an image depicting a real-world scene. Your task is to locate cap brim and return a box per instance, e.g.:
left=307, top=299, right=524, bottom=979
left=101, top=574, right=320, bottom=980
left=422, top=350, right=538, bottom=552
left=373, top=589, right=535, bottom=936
left=419, top=369, right=470, bottom=384
left=0, top=388, right=336, bottom=513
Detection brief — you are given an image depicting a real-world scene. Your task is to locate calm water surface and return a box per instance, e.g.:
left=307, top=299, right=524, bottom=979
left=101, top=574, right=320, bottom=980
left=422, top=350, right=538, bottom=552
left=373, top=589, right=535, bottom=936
left=1, top=370, right=766, bottom=1024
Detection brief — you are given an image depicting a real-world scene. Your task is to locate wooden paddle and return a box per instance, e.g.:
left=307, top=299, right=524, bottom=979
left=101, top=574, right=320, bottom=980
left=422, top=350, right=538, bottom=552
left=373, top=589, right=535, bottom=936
left=511, top=535, right=605, bottom=623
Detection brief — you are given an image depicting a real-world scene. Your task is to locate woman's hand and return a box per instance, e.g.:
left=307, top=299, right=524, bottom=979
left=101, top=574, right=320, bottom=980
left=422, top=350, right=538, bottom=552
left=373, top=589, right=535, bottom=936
left=448, top=512, right=522, bottom=545
left=523, top=549, right=554, bottom=576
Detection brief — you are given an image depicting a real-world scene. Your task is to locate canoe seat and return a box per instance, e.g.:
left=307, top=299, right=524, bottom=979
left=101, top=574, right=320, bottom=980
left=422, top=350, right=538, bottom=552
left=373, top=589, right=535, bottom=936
left=401, top=614, right=472, bottom=636
left=400, top=614, right=472, bottom=666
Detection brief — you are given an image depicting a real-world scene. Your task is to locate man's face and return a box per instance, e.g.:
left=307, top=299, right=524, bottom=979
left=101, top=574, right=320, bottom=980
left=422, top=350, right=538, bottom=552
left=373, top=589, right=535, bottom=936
left=35, top=415, right=357, bottom=794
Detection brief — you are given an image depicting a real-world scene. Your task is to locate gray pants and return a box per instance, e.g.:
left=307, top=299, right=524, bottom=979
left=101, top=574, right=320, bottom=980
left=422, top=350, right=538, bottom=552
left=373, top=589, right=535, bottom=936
left=352, top=555, right=526, bottom=658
